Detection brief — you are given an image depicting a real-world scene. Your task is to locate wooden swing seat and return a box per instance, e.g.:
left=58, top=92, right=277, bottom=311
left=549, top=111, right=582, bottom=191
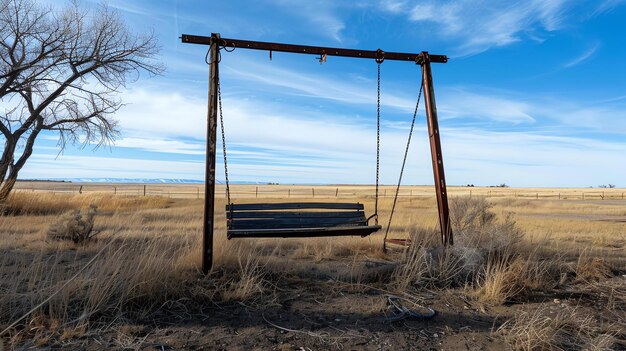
left=226, top=202, right=381, bottom=239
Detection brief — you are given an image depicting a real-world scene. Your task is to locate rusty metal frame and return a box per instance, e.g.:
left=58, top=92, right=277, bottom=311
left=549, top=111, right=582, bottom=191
left=201, top=33, right=219, bottom=274
left=182, top=33, right=453, bottom=274
left=421, top=53, right=453, bottom=246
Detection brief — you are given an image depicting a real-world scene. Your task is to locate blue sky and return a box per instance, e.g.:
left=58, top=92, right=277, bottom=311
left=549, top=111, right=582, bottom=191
left=21, top=0, right=626, bottom=187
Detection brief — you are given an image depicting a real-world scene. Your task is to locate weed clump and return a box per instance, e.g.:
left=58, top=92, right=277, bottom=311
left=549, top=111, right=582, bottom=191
left=499, top=307, right=617, bottom=351
left=47, top=206, right=98, bottom=243
left=393, top=197, right=570, bottom=304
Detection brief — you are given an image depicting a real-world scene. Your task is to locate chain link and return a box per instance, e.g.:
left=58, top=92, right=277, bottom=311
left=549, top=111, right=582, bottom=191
left=383, top=71, right=424, bottom=251
left=374, top=62, right=381, bottom=225
left=216, top=64, right=231, bottom=207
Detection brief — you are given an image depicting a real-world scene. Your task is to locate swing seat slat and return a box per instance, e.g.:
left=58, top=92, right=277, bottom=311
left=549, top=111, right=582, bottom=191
left=226, top=202, right=381, bottom=239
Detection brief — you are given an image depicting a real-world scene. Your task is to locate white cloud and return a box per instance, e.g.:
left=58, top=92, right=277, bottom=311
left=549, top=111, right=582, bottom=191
left=440, top=89, right=535, bottom=124
left=380, top=0, right=409, bottom=13
left=21, top=59, right=625, bottom=186
left=21, top=154, right=204, bottom=179
left=383, top=0, right=569, bottom=56
left=563, top=43, right=600, bottom=68
left=114, top=137, right=205, bottom=155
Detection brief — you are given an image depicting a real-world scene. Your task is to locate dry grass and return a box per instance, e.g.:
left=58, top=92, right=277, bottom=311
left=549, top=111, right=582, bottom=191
left=575, top=254, right=612, bottom=283
left=222, top=252, right=267, bottom=302
left=499, top=307, right=619, bottom=351
left=4, top=192, right=169, bottom=215
left=0, top=188, right=624, bottom=347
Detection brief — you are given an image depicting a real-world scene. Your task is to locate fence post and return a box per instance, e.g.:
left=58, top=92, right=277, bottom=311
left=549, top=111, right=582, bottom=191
left=114, top=186, right=116, bottom=195
left=336, top=187, right=339, bottom=197
left=312, top=188, right=315, bottom=198
left=79, top=185, right=83, bottom=194
left=143, top=185, right=146, bottom=196
left=288, top=189, right=290, bottom=198
left=197, top=187, right=200, bottom=199
left=558, top=193, right=560, bottom=200
left=469, top=190, right=472, bottom=199
left=256, top=186, right=258, bottom=198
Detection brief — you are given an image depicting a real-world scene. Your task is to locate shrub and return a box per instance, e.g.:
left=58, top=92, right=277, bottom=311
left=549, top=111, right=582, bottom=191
left=450, top=196, right=523, bottom=252
left=47, top=206, right=98, bottom=243
left=394, top=197, right=528, bottom=293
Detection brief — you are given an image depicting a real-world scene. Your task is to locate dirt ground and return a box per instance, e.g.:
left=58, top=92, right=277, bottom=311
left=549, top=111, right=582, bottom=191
left=11, top=261, right=624, bottom=351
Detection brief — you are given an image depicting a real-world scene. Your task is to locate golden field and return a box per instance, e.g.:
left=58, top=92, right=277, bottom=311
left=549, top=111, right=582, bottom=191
left=0, top=183, right=624, bottom=350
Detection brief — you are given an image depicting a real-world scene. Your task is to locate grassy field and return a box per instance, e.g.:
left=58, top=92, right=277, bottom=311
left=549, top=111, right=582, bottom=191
left=0, top=183, right=624, bottom=350
left=13, top=181, right=626, bottom=200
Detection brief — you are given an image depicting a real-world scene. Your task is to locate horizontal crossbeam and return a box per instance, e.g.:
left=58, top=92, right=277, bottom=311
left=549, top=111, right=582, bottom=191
left=181, top=34, right=447, bottom=64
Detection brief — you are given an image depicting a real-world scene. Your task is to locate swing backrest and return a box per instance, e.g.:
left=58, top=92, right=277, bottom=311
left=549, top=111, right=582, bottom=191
left=226, top=202, right=367, bottom=230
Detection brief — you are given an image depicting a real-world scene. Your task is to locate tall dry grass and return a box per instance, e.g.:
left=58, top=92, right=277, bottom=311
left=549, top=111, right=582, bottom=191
left=4, top=192, right=169, bottom=215
left=499, top=307, right=619, bottom=351
left=392, top=197, right=570, bottom=305
left=0, top=191, right=622, bottom=347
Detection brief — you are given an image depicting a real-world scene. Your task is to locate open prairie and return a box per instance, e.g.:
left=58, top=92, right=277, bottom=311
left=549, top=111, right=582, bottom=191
left=1, top=182, right=625, bottom=350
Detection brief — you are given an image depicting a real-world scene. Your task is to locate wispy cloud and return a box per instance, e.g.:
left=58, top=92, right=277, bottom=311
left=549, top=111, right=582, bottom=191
left=380, top=0, right=408, bottom=13
left=223, top=58, right=418, bottom=112
left=563, top=43, right=600, bottom=68
left=264, top=0, right=346, bottom=42
left=22, top=154, right=204, bottom=180
left=381, top=0, right=569, bottom=56
left=591, top=0, right=626, bottom=16
left=114, top=137, right=205, bottom=155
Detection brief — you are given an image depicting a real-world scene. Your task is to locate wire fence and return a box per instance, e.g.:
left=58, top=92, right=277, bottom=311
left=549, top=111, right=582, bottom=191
left=12, top=182, right=626, bottom=201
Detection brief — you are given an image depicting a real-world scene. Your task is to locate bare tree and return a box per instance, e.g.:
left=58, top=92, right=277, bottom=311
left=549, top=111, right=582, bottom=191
left=0, top=0, right=162, bottom=203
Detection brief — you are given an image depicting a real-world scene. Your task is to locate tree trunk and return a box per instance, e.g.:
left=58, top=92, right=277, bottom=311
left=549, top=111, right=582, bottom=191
left=0, top=136, right=16, bottom=183
left=0, top=124, right=41, bottom=205
left=0, top=177, right=17, bottom=205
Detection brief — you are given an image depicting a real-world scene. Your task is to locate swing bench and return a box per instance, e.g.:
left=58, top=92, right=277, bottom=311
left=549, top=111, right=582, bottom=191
left=215, top=44, right=422, bottom=240
left=214, top=42, right=399, bottom=240
left=226, top=202, right=381, bottom=239
left=181, top=33, right=453, bottom=273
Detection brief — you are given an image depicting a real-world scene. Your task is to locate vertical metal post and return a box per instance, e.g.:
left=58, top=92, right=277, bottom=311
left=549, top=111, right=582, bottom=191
left=202, top=33, right=220, bottom=274
left=421, top=52, right=453, bottom=246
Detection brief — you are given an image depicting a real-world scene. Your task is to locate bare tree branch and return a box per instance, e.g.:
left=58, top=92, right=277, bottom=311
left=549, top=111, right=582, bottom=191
left=0, top=0, right=162, bottom=202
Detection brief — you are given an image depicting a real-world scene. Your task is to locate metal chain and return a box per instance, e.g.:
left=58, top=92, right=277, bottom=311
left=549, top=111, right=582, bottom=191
left=216, top=57, right=231, bottom=207
left=383, top=71, right=424, bottom=252
left=374, top=62, right=381, bottom=225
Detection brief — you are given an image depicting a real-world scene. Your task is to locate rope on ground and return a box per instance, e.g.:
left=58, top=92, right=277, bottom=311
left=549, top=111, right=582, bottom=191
left=383, top=295, right=436, bottom=322
left=0, top=234, right=118, bottom=337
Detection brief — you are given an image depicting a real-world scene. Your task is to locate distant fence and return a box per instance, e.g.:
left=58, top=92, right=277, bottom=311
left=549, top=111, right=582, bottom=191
left=11, top=183, right=626, bottom=201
